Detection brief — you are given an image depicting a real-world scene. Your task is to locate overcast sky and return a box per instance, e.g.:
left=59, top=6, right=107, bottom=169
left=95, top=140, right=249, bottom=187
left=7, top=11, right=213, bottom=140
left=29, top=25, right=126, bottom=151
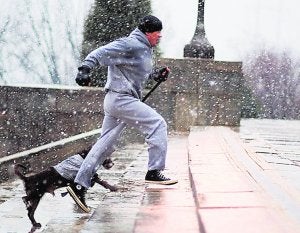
left=152, top=0, right=300, bottom=61
left=1, top=0, right=300, bottom=85
left=2, top=0, right=299, bottom=62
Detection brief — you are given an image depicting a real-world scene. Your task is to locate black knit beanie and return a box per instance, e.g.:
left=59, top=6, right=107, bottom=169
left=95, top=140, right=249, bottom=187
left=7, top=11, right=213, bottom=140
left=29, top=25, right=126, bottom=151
left=138, top=15, right=162, bottom=33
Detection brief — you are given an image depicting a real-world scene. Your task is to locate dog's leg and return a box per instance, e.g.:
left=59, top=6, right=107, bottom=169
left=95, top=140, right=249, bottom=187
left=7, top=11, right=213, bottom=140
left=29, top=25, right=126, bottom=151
left=93, top=176, right=118, bottom=192
left=27, top=198, right=42, bottom=228
left=22, top=196, right=30, bottom=208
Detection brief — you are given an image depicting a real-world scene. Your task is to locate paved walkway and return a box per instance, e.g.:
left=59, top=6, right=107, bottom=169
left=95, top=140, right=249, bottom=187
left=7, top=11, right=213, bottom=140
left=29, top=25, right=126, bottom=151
left=0, top=121, right=299, bottom=233
left=188, top=126, right=299, bottom=233
left=239, top=119, right=300, bottom=192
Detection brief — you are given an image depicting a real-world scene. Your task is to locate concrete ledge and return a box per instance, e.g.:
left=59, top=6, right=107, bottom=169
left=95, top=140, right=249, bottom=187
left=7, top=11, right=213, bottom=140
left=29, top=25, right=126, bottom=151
left=0, top=129, right=101, bottom=183
left=0, top=85, right=105, bottom=156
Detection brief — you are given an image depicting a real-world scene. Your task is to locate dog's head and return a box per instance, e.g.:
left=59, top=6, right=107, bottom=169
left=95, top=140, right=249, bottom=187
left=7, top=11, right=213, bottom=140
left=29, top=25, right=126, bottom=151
left=78, top=146, right=92, bottom=159
left=78, top=146, right=114, bottom=169
left=102, top=158, right=114, bottom=169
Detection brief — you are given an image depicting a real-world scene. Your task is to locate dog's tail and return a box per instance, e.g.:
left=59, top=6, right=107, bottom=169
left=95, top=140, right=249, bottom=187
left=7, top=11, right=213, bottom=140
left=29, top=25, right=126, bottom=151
left=14, top=164, right=28, bottom=181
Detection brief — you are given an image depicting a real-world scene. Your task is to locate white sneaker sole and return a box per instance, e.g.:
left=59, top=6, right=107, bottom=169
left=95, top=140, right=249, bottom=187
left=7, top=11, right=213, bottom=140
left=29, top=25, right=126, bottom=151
left=145, top=179, right=178, bottom=185
left=66, top=186, right=90, bottom=213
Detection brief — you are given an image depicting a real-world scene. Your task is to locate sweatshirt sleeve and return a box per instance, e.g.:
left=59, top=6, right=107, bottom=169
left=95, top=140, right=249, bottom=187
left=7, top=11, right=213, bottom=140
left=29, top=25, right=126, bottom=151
left=82, top=39, right=132, bottom=69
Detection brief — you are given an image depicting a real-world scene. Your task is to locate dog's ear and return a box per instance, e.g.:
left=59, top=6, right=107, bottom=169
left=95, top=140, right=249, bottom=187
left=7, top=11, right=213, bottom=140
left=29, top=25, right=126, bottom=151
left=14, top=164, right=28, bottom=178
left=78, top=146, right=93, bottom=159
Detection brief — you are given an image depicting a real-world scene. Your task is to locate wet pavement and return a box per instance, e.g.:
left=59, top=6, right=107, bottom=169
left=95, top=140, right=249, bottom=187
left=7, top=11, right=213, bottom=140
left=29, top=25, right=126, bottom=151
left=239, top=119, right=300, bottom=192
left=0, top=119, right=299, bottom=233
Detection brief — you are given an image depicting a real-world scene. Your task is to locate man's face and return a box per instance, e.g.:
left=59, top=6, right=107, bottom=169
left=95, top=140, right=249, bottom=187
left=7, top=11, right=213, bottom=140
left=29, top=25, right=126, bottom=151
left=145, top=31, right=162, bottom=47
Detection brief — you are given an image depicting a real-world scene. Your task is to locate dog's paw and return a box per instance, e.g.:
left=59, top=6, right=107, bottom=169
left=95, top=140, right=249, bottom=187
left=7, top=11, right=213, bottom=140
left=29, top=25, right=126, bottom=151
left=109, top=185, right=118, bottom=192
left=33, top=222, right=42, bottom=228
left=102, top=158, right=114, bottom=169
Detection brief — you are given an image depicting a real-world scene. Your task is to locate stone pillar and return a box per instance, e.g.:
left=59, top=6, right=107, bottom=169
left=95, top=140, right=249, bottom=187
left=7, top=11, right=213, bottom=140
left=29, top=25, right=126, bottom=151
left=184, top=0, right=214, bottom=59
left=154, top=58, right=244, bottom=131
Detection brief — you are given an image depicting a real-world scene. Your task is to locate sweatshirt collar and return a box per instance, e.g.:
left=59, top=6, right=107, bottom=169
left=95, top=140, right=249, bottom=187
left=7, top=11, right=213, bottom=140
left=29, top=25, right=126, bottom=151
left=129, top=28, right=151, bottom=48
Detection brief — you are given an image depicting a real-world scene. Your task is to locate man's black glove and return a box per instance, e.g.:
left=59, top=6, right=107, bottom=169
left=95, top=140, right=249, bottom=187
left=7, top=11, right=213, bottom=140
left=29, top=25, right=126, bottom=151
left=151, top=67, right=170, bottom=82
left=75, top=65, right=91, bottom=86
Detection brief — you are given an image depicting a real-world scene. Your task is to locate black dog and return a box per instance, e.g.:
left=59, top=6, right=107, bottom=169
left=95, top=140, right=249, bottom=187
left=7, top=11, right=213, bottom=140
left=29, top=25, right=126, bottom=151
left=15, top=148, right=117, bottom=228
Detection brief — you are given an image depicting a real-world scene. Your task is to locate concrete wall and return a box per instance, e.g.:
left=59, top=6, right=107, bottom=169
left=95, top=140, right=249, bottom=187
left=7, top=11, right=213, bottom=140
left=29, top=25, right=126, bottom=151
left=0, top=85, right=105, bottom=157
left=0, top=58, right=243, bottom=157
left=154, top=58, right=243, bottom=131
left=0, top=131, right=99, bottom=182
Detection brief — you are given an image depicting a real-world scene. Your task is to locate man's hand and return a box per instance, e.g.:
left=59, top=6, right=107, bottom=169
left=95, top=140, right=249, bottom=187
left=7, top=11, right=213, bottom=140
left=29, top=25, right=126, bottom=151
left=151, top=67, right=170, bottom=82
left=75, top=65, right=91, bottom=86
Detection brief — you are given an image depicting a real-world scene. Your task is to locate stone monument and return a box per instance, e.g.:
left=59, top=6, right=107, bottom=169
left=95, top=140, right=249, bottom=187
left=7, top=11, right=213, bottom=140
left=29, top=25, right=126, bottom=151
left=184, top=0, right=215, bottom=59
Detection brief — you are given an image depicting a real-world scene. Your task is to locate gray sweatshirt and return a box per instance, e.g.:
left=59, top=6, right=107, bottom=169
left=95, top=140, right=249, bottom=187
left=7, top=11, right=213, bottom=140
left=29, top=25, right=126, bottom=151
left=82, top=28, right=153, bottom=99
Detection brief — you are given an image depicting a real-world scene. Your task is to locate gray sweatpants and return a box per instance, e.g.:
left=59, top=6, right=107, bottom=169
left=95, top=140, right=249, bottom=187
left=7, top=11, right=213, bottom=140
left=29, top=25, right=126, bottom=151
left=74, top=91, right=168, bottom=188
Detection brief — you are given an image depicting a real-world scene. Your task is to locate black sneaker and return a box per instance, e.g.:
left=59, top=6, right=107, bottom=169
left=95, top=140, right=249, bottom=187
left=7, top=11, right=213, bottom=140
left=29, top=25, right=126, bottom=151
left=145, top=170, right=178, bottom=185
left=66, top=184, right=90, bottom=213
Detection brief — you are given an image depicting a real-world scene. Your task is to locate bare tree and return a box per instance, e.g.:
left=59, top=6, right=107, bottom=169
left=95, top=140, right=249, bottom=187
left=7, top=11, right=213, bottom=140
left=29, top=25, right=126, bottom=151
left=243, top=49, right=300, bottom=119
left=1, top=0, right=92, bottom=85
left=58, top=0, right=80, bottom=61
left=17, top=0, right=60, bottom=84
left=0, top=17, right=10, bottom=84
